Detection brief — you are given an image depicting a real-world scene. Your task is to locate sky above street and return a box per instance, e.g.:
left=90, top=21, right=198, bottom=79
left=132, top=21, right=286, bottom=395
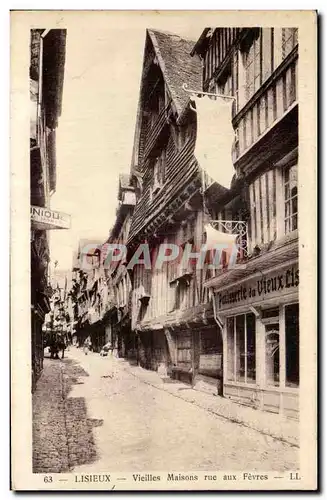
left=49, top=13, right=203, bottom=271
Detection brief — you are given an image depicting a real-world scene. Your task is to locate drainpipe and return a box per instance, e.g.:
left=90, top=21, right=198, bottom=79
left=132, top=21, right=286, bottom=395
left=212, top=290, right=224, bottom=329
left=211, top=290, right=225, bottom=397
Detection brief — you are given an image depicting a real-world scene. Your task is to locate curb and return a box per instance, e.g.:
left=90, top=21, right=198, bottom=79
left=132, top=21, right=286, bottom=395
left=122, top=364, right=299, bottom=449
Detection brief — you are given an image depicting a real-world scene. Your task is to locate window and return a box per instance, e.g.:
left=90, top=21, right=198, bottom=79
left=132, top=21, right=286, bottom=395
left=285, top=303, right=299, bottom=387
left=227, top=317, right=235, bottom=381
left=265, top=323, right=280, bottom=386
left=216, top=66, right=233, bottom=97
left=281, top=28, right=298, bottom=60
left=232, top=50, right=239, bottom=112
left=243, top=32, right=262, bottom=101
left=261, top=28, right=274, bottom=83
left=273, top=28, right=298, bottom=69
left=261, top=307, right=279, bottom=320
left=249, top=162, right=297, bottom=250
left=147, top=76, right=165, bottom=128
left=236, top=315, right=245, bottom=381
left=175, top=277, right=190, bottom=311
left=227, top=313, right=256, bottom=383
left=199, top=328, right=223, bottom=379
left=249, top=169, right=277, bottom=249
left=178, top=217, right=196, bottom=274
left=150, top=148, right=166, bottom=198
left=246, top=314, right=256, bottom=381
left=284, top=163, right=298, bottom=234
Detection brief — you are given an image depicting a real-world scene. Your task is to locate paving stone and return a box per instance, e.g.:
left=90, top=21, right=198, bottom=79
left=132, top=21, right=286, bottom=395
left=33, top=348, right=299, bottom=473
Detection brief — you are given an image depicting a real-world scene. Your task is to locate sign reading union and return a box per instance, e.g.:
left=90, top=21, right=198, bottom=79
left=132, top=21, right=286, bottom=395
left=215, top=265, right=299, bottom=312
left=31, top=206, right=71, bottom=230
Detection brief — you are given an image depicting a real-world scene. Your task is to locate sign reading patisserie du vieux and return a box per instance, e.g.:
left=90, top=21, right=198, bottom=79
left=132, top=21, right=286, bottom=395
left=215, top=265, right=299, bottom=312
left=31, top=206, right=71, bottom=230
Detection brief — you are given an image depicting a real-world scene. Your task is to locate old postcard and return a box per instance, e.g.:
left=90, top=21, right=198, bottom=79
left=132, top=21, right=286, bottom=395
left=11, top=10, right=317, bottom=491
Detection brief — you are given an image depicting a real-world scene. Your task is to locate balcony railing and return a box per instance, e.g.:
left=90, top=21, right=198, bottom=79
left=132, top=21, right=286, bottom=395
left=209, top=220, right=249, bottom=261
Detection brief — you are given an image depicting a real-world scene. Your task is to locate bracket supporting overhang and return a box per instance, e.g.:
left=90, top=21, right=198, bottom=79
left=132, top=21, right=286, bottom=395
left=249, top=306, right=261, bottom=318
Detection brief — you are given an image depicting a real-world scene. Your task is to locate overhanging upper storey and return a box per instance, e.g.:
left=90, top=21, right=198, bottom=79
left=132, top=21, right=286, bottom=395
left=127, top=29, right=203, bottom=246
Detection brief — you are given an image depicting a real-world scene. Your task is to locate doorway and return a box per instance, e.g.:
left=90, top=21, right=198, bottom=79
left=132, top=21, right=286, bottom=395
left=198, top=326, right=224, bottom=396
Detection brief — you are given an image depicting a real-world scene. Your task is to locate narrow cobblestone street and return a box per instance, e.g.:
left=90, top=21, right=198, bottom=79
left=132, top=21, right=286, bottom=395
left=33, top=347, right=299, bottom=473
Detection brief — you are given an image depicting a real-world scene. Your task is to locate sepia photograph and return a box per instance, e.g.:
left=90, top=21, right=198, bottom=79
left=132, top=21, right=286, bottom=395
left=10, top=10, right=317, bottom=491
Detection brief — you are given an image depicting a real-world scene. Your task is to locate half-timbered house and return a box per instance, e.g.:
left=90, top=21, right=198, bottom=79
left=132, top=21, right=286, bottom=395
left=70, top=239, right=105, bottom=351
left=103, top=174, right=136, bottom=359
left=30, top=29, right=66, bottom=389
left=194, top=27, right=299, bottom=416
left=126, top=29, right=228, bottom=392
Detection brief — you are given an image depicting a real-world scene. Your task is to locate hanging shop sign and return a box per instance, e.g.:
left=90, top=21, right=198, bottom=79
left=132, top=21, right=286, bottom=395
left=31, top=206, right=71, bottom=230
left=215, top=264, right=299, bottom=313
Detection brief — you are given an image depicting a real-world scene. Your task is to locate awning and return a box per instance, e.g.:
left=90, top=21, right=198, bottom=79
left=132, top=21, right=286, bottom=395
left=136, top=302, right=215, bottom=332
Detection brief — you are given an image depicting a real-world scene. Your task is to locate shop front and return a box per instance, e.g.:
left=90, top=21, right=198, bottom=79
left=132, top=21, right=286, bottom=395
left=170, top=329, right=193, bottom=384
left=212, top=261, right=299, bottom=418
left=136, top=327, right=170, bottom=373
left=167, top=321, right=223, bottom=391
left=193, top=325, right=224, bottom=396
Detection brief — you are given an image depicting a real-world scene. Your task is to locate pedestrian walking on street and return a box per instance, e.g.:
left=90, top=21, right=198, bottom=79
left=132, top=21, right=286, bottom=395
left=57, top=336, right=66, bottom=359
left=83, top=336, right=92, bottom=355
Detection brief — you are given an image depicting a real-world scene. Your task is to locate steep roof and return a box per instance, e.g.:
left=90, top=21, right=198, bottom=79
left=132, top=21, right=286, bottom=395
left=127, top=29, right=203, bottom=244
left=147, top=29, right=202, bottom=117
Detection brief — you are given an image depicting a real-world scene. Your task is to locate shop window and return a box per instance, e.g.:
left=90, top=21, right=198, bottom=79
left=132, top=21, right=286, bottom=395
left=236, top=315, right=245, bottom=382
left=199, top=328, right=223, bottom=379
left=261, top=307, right=279, bottom=320
left=284, top=163, right=298, bottom=234
left=285, top=303, right=299, bottom=388
left=246, top=313, right=256, bottom=381
left=227, top=313, right=256, bottom=384
left=265, top=323, right=280, bottom=386
left=227, top=317, right=235, bottom=381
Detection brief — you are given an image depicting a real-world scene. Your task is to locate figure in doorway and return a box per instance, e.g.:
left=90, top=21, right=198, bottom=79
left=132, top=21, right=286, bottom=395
left=83, top=336, right=92, bottom=355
